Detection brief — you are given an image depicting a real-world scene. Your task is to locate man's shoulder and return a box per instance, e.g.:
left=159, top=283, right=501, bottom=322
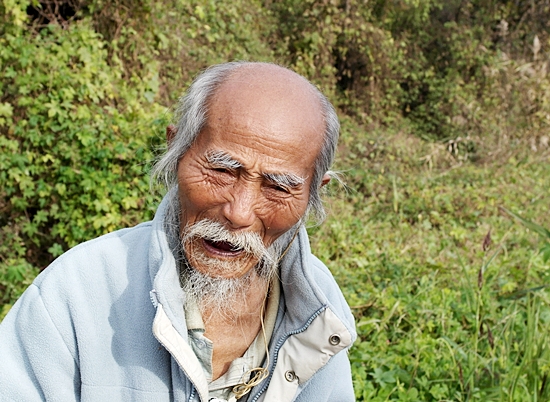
left=33, top=221, right=155, bottom=289
left=304, top=252, right=356, bottom=335
left=307, top=254, right=335, bottom=281
left=302, top=252, right=341, bottom=295
left=48, top=221, right=153, bottom=264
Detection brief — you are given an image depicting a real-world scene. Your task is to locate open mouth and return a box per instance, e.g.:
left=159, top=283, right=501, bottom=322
left=202, top=238, right=244, bottom=256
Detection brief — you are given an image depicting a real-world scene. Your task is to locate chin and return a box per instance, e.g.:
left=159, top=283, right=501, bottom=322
left=185, top=246, right=259, bottom=280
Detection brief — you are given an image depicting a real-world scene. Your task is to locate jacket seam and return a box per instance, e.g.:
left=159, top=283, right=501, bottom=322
left=154, top=327, right=203, bottom=402
left=152, top=305, right=207, bottom=402
left=33, top=283, right=79, bottom=367
left=80, top=382, right=172, bottom=393
left=250, top=305, right=327, bottom=402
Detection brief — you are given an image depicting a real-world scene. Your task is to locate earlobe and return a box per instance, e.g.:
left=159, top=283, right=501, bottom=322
left=320, top=173, right=331, bottom=188
left=166, top=125, right=176, bottom=146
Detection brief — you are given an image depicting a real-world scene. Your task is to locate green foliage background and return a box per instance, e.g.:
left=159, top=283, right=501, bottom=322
left=1, top=0, right=550, bottom=400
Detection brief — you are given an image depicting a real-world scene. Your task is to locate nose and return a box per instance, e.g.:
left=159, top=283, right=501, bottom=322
left=221, top=181, right=258, bottom=230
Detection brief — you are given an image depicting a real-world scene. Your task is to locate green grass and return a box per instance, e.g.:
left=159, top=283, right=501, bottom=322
left=3, top=1, right=550, bottom=399
left=309, top=121, right=550, bottom=401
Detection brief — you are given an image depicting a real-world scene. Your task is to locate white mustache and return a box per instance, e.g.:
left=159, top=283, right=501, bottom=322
left=181, top=219, right=269, bottom=261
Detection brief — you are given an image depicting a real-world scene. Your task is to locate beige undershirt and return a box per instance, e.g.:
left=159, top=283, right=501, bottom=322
left=185, top=280, right=280, bottom=401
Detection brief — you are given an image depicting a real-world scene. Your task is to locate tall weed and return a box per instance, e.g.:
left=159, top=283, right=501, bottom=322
left=312, top=125, right=550, bottom=400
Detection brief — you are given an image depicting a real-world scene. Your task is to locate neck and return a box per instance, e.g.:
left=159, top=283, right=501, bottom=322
left=201, top=271, right=271, bottom=381
left=200, top=270, right=270, bottom=325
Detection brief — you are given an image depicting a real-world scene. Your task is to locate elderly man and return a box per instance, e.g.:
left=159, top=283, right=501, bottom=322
left=0, top=62, right=356, bottom=401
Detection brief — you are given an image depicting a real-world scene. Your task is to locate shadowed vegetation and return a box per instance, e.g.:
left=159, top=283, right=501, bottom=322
left=1, top=0, right=549, bottom=399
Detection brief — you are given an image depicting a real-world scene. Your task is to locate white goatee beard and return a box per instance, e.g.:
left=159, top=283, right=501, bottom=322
left=179, top=219, right=287, bottom=317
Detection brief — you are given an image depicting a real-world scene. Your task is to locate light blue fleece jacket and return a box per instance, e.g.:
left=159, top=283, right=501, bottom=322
left=0, top=195, right=356, bottom=401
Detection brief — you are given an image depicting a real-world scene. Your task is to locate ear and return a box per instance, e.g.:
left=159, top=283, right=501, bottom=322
left=166, top=124, right=176, bottom=145
left=320, top=173, right=331, bottom=188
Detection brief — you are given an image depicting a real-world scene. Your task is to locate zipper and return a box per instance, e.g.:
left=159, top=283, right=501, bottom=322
left=150, top=289, right=159, bottom=307
left=152, top=333, right=206, bottom=402
left=249, top=305, right=327, bottom=402
left=151, top=296, right=206, bottom=402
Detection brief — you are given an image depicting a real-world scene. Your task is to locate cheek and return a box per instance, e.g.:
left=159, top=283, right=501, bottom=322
left=178, top=180, right=225, bottom=218
left=177, top=164, right=222, bottom=217
left=260, top=198, right=309, bottom=242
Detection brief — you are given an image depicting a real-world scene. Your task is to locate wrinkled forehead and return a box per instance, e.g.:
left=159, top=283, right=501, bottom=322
left=206, top=65, right=326, bottom=149
left=195, top=70, right=326, bottom=177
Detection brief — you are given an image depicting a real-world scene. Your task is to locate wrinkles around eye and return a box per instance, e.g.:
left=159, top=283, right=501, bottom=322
left=206, top=168, right=235, bottom=186
left=271, top=185, right=290, bottom=194
left=212, top=167, right=231, bottom=174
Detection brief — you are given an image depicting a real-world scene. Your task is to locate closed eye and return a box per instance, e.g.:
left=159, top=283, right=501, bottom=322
left=212, top=167, right=231, bottom=174
left=263, top=172, right=305, bottom=196
left=271, top=184, right=290, bottom=194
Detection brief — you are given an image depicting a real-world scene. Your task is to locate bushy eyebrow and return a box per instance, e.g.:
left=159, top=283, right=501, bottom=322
left=263, top=172, right=306, bottom=189
left=206, top=149, right=306, bottom=189
left=205, top=150, right=243, bottom=169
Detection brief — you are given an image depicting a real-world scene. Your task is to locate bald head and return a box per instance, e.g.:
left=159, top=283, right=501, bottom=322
left=207, top=64, right=326, bottom=166
left=152, top=61, right=340, bottom=223
left=214, top=63, right=323, bottom=122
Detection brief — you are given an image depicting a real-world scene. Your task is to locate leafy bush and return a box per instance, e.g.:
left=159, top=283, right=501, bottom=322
left=87, top=0, right=275, bottom=104
left=1, top=0, right=550, bottom=399
left=0, top=9, right=166, bottom=315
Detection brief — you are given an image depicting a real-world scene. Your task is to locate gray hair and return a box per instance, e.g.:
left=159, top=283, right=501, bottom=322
left=151, top=61, right=340, bottom=223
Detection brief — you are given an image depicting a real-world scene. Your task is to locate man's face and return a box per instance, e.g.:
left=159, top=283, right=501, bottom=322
left=176, top=67, right=325, bottom=280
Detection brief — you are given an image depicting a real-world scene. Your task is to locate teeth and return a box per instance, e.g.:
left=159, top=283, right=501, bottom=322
left=229, top=244, right=242, bottom=252
left=206, top=239, right=242, bottom=253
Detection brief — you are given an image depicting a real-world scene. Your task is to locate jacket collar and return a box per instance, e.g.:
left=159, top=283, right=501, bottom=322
left=147, top=190, right=355, bottom=343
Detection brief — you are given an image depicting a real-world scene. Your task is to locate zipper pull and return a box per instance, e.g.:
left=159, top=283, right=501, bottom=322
left=149, top=289, right=159, bottom=307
